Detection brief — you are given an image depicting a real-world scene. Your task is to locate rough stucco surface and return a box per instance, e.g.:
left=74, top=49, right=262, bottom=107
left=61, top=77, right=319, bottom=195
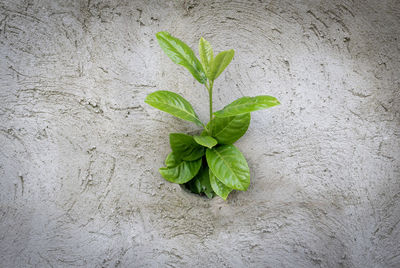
left=0, top=0, right=399, bottom=267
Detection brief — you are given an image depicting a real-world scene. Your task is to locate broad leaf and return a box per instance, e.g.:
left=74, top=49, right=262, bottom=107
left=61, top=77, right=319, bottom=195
left=214, top=95, right=280, bottom=117
left=165, top=152, right=182, bottom=167
left=185, top=176, right=202, bottom=194
left=209, top=169, right=232, bottom=200
left=200, top=130, right=208, bottom=136
left=159, top=158, right=202, bottom=184
left=145, top=90, right=203, bottom=126
left=197, top=166, right=215, bottom=198
left=194, top=135, right=218, bottom=149
left=156, top=31, right=207, bottom=84
left=207, top=113, right=250, bottom=144
left=209, top=49, right=234, bottom=81
left=206, top=145, right=250, bottom=191
left=170, top=133, right=205, bottom=161
left=186, top=165, right=215, bottom=198
left=199, top=37, right=213, bottom=78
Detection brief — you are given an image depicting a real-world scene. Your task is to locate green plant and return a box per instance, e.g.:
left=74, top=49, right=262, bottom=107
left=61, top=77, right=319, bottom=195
left=145, top=31, right=280, bottom=200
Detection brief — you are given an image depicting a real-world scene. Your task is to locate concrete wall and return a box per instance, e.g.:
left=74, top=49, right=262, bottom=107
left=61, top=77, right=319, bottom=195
left=1, top=0, right=399, bottom=267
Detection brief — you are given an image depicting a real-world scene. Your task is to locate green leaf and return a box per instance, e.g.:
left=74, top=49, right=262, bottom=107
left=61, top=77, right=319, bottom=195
left=214, top=95, right=280, bottom=117
left=185, top=176, right=202, bottom=194
left=159, top=158, right=202, bottom=184
left=207, top=113, right=250, bottom=144
left=199, top=37, right=213, bottom=79
left=206, top=145, right=250, bottom=191
left=156, top=31, right=207, bottom=84
left=170, top=133, right=205, bottom=161
left=209, top=49, right=234, bottom=81
left=200, top=130, right=208, bottom=136
left=165, top=152, right=182, bottom=167
left=145, top=90, right=203, bottom=127
left=209, top=169, right=232, bottom=200
left=186, top=165, right=215, bottom=198
left=193, top=135, right=218, bottom=149
left=198, top=166, right=215, bottom=198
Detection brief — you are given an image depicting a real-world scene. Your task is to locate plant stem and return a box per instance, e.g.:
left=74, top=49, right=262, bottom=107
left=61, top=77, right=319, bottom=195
left=208, top=80, right=214, bottom=122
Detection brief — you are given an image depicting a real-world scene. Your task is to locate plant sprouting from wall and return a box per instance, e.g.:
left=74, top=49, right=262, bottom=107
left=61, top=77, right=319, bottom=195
left=145, top=31, right=280, bottom=200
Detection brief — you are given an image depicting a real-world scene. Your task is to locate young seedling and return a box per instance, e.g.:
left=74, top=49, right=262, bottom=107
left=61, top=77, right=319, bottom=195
left=145, top=31, right=280, bottom=200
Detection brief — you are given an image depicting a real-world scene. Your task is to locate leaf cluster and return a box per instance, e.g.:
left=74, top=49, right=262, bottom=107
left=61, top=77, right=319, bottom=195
left=145, top=31, right=280, bottom=200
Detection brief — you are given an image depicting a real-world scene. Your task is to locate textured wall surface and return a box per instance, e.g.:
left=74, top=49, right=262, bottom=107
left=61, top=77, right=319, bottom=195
left=1, top=0, right=399, bottom=267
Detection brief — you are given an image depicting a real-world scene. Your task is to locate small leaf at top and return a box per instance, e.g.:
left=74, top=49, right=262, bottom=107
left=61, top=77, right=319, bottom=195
left=170, top=133, right=205, bottom=161
left=145, top=90, right=203, bottom=127
left=214, top=95, right=280, bottom=117
left=193, top=135, right=218, bottom=149
left=207, top=113, right=250, bottom=144
left=206, top=145, right=250, bottom=191
left=209, top=169, right=232, bottom=200
left=209, top=49, right=234, bottom=81
left=156, top=31, right=207, bottom=84
left=159, top=158, right=202, bottom=184
left=199, top=37, right=213, bottom=79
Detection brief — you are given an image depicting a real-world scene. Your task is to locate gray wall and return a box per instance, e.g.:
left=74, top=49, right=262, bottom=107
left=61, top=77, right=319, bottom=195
left=1, top=0, right=399, bottom=267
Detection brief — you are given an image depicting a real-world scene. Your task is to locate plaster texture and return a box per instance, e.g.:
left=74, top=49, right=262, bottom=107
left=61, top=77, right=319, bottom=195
left=1, top=0, right=399, bottom=267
